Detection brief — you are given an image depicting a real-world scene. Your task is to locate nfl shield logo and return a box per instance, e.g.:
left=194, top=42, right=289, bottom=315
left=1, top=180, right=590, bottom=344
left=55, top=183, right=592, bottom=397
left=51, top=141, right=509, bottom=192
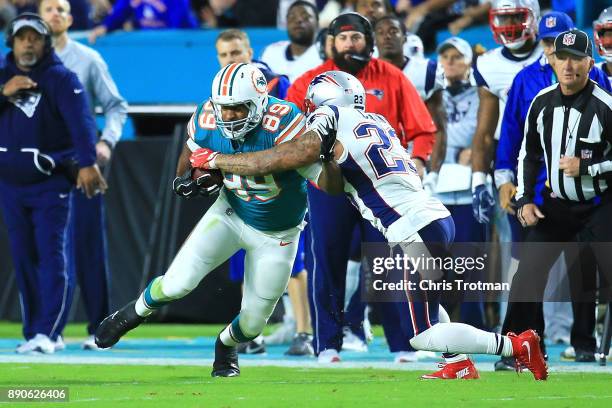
left=563, top=33, right=576, bottom=46
left=545, top=16, right=556, bottom=28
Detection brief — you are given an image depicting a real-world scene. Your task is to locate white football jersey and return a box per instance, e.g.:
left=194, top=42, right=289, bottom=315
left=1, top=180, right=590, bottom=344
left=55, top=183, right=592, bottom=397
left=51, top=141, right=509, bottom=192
left=260, top=41, right=323, bottom=83
left=596, top=61, right=612, bottom=84
left=402, top=57, right=444, bottom=101
left=308, top=105, right=450, bottom=242
left=473, top=45, right=542, bottom=139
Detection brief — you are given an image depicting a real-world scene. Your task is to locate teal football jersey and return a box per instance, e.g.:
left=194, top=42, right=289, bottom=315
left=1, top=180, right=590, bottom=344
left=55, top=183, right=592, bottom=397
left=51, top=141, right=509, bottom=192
left=187, top=96, right=308, bottom=232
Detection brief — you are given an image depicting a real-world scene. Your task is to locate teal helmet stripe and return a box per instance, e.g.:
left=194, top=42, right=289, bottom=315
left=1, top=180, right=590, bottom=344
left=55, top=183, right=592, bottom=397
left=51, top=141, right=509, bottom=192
left=228, top=63, right=247, bottom=97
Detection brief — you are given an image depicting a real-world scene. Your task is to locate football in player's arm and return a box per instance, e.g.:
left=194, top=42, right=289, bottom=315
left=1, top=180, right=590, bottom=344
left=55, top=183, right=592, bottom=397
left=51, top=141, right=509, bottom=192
left=189, top=114, right=345, bottom=195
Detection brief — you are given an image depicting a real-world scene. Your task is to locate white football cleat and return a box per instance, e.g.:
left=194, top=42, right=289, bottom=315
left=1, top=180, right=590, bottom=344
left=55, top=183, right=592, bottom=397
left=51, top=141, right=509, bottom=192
left=16, top=334, right=55, bottom=354
left=54, top=335, right=65, bottom=351
left=318, top=349, right=341, bottom=363
left=341, top=327, right=368, bottom=352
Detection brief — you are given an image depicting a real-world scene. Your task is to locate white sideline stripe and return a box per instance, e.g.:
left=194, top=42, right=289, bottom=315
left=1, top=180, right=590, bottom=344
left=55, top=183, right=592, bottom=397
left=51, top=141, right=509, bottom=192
left=1, top=355, right=612, bottom=373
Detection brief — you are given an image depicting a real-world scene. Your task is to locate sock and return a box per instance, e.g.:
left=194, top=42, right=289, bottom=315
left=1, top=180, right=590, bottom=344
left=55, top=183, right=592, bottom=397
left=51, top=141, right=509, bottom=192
left=135, top=277, right=172, bottom=317
left=410, top=323, right=513, bottom=356
left=492, top=334, right=514, bottom=357
left=220, top=316, right=257, bottom=346
left=442, top=353, right=468, bottom=363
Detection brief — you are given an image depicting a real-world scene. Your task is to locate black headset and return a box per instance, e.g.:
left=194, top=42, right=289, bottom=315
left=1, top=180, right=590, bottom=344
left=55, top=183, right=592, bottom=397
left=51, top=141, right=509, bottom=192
left=5, top=13, right=52, bottom=53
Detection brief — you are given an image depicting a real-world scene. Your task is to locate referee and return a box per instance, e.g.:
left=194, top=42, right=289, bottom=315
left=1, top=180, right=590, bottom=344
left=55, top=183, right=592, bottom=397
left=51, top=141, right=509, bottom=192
left=504, top=29, right=612, bottom=344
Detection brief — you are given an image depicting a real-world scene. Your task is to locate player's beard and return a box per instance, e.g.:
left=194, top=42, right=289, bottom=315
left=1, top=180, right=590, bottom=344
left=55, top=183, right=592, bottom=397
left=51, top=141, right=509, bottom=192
left=332, top=46, right=369, bottom=75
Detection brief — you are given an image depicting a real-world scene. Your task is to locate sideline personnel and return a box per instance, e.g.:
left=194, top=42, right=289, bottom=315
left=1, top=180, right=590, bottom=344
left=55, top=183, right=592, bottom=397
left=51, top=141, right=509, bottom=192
left=0, top=13, right=106, bottom=354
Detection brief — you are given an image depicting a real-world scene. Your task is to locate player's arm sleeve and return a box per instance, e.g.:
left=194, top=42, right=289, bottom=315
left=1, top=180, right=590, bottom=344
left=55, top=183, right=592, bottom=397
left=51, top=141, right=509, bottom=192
left=89, top=55, right=128, bottom=147
left=102, top=0, right=132, bottom=31
left=515, top=100, right=544, bottom=205
left=274, top=106, right=307, bottom=145
left=397, top=73, right=436, bottom=161
left=286, top=74, right=308, bottom=111
left=57, top=72, right=97, bottom=168
left=494, top=76, right=523, bottom=186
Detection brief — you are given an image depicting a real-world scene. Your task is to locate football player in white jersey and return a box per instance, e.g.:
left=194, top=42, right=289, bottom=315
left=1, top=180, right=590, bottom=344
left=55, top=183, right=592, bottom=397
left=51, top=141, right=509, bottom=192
left=190, top=71, right=548, bottom=381
left=594, top=7, right=612, bottom=83
left=404, top=33, right=425, bottom=60
left=260, top=1, right=323, bottom=82
left=470, top=0, right=542, bottom=224
left=373, top=15, right=446, bottom=190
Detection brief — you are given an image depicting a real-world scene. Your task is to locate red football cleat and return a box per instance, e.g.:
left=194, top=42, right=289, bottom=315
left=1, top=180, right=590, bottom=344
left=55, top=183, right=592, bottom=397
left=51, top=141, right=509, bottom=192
left=421, top=358, right=480, bottom=380
left=508, top=330, right=548, bottom=381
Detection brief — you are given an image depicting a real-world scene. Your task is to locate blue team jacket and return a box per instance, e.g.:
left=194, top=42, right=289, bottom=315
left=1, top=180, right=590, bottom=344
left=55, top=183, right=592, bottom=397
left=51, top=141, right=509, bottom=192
left=495, top=54, right=612, bottom=202
left=0, top=52, right=97, bottom=185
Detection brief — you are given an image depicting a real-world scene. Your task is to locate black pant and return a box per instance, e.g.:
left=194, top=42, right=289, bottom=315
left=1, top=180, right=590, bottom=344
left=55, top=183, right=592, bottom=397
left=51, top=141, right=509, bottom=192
left=568, top=246, right=598, bottom=352
left=502, top=191, right=612, bottom=350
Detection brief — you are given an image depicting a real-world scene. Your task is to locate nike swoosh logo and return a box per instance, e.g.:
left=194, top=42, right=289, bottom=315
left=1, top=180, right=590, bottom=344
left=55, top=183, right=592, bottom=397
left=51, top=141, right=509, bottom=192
left=74, top=89, right=83, bottom=94
left=522, top=340, right=531, bottom=362
left=59, top=193, right=69, bottom=199
left=279, top=241, right=292, bottom=247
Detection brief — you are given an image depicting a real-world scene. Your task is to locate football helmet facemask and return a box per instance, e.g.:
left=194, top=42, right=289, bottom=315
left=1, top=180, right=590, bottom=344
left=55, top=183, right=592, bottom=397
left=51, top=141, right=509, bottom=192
left=489, top=0, right=540, bottom=50
left=594, top=8, right=612, bottom=62
left=210, top=63, right=269, bottom=140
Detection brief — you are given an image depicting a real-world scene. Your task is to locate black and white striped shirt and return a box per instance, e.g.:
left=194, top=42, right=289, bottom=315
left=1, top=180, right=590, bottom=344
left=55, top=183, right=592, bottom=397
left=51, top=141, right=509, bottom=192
left=517, top=80, right=612, bottom=204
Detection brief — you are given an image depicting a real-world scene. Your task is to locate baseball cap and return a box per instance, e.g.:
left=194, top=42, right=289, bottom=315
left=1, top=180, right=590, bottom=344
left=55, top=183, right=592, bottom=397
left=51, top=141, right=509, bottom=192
left=9, top=13, right=50, bottom=38
left=553, top=29, right=593, bottom=58
left=538, top=11, right=574, bottom=40
left=436, top=37, right=473, bottom=63
left=329, top=12, right=371, bottom=37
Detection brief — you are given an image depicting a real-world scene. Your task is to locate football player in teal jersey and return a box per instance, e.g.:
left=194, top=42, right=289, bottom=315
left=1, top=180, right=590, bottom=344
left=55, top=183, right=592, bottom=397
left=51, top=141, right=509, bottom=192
left=94, top=63, right=339, bottom=377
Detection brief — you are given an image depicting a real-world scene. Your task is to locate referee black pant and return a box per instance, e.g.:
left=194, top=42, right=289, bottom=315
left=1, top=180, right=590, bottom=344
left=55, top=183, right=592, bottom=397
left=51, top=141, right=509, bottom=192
left=502, top=190, right=612, bottom=350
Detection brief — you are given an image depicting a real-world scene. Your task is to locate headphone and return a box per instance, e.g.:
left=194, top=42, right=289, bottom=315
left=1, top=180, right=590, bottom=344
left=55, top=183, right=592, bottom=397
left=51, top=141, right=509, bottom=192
left=5, top=13, right=52, bottom=53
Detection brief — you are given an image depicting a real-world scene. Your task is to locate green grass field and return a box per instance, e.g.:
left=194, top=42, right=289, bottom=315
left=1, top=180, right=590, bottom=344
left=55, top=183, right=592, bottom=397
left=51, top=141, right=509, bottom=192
left=1, top=322, right=611, bottom=407
left=1, top=364, right=611, bottom=407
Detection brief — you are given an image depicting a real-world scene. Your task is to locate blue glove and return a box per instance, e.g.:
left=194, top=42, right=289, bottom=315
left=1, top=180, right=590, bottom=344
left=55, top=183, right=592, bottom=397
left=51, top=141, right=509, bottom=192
left=472, top=184, right=496, bottom=224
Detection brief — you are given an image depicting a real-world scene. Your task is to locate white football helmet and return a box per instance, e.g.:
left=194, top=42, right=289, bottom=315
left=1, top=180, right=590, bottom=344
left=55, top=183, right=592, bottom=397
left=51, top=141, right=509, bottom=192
left=210, top=63, right=269, bottom=140
left=404, top=33, right=425, bottom=60
left=304, top=71, right=366, bottom=115
left=594, top=8, right=612, bottom=62
left=489, top=0, right=540, bottom=50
